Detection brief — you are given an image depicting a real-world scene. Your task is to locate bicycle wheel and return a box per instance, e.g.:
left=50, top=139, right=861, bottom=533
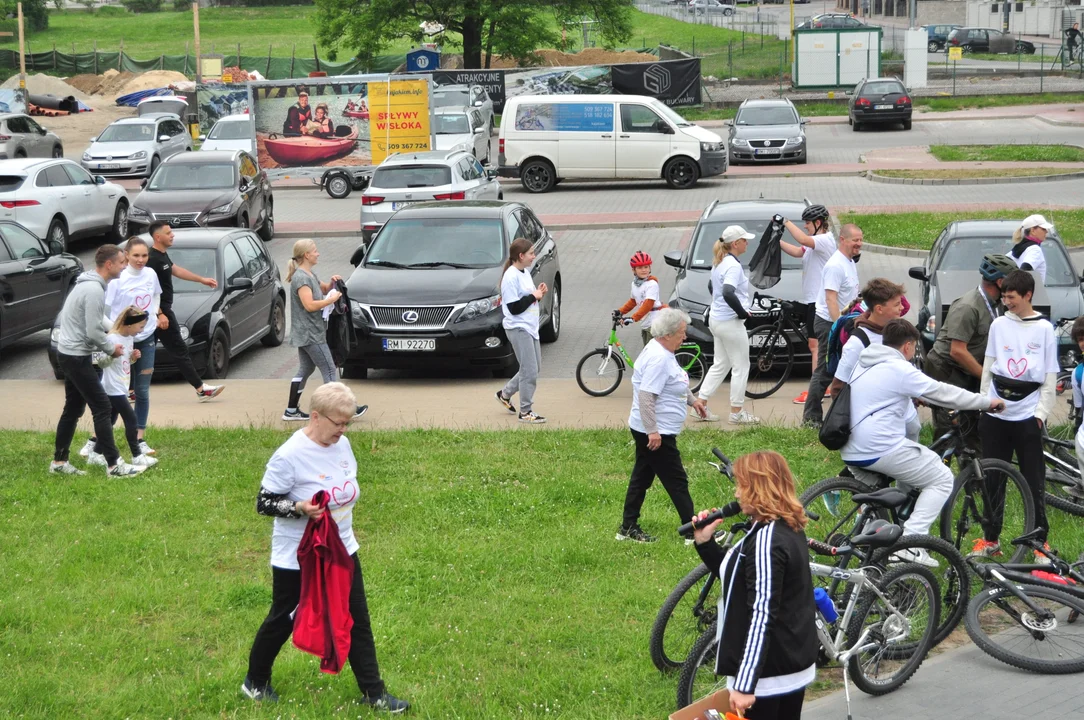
left=650, top=563, right=721, bottom=673
left=846, top=563, right=939, bottom=696
left=869, top=534, right=971, bottom=649
left=574, top=348, right=623, bottom=397
left=675, top=624, right=723, bottom=710
left=675, top=347, right=707, bottom=396
left=800, top=475, right=879, bottom=551
left=745, top=325, right=794, bottom=400
left=939, top=458, right=1035, bottom=565
left=1045, top=443, right=1084, bottom=517
left=965, top=583, right=1084, bottom=674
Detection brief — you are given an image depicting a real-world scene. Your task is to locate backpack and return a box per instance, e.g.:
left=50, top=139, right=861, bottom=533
left=825, top=308, right=869, bottom=376
left=819, top=366, right=891, bottom=451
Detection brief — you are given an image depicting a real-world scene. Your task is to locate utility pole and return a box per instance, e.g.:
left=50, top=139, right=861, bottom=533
left=193, top=2, right=202, bottom=83
left=909, top=0, right=917, bottom=29
left=790, top=0, right=795, bottom=64
left=17, top=2, right=26, bottom=90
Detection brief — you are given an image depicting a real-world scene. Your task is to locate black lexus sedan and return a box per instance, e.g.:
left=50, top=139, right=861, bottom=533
left=1, top=220, right=82, bottom=358
left=342, top=200, right=561, bottom=378
left=49, top=228, right=285, bottom=379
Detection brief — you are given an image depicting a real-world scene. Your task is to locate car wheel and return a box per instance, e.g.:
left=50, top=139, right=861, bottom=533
left=902, top=119, right=912, bottom=131
left=326, top=173, right=352, bottom=199
left=110, top=201, right=128, bottom=242
left=961, top=44, right=972, bottom=54
left=539, top=282, right=561, bottom=343
left=206, top=326, right=230, bottom=379
left=724, top=7, right=733, bottom=15
left=48, top=217, right=69, bottom=252
left=498, top=190, right=504, bottom=200
left=52, top=145, right=63, bottom=158
left=521, top=159, right=556, bottom=193
left=257, top=207, right=274, bottom=242
left=341, top=361, right=368, bottom=379
left=261, top=296, right=286, bottom=347
left=663, top=156, right=699, bottom=189
left=237, top=212, right=249, bottom=229
left=927, top=41, right=940, bottom=53
left=852, top=120, right=862, bottom=132
left=797, top=152, right=807, bottom=165
left=14, top=149, right=26, bottom=159
left=149, top=155, right=160, bottom=175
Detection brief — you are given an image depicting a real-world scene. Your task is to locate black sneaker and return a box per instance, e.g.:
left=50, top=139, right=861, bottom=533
left=358, top=692, right=410, bottom=714
left=282, top=408, right=310, bottom=422
left=495, top=390, right=516, bottom=414
left=518, top=411, right=546, bottom=424
left=240, top=675, right=279, bottom=703
left=353, top=404, right=369, bottom=420
left=615, top=525, right=657, bottom=543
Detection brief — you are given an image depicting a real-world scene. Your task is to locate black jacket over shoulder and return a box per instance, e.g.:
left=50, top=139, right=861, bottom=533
left=695, top=519, right=819, bottom=694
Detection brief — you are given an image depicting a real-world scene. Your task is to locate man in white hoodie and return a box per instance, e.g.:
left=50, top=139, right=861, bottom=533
left=842, top=319, right=1003, bottom=566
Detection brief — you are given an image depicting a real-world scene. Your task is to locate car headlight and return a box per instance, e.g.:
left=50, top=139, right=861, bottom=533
left=700, top=141, right=721, bottom=153
left=730, top=138, right=748, bottom=147
left=785, top=135, right=805, bottom=146
left=82, top=151, right=91, bottom=161
left=179, top=325, right=190, bottom=341
left=926, top=317, right=936, bottom=333
left=128, top=206, right=150, bottom=219
left=129, top=151, right=147, bottom=160
left=350, top=300, right=369, bottom=325
left=209, top=201, right=235, bottom=215
left=457, top=294, right=502, bottom=322
left=51, top=328, right=60, bottom=344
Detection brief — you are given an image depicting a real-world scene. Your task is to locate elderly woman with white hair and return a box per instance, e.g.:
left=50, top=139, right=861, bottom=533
left=243, top=382, right=409, bottom=712
left=617, top=308, right=709, bottom=544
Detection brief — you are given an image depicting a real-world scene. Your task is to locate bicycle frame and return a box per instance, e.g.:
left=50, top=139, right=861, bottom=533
left=600, top=313, right=704, bottom=373
left=810, top=562, right=914, bottom=664
left=750, top=295, right=809, bottom=352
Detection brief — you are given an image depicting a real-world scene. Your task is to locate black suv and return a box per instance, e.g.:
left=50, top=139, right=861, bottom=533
left=343, top=201, right=561, bottom=378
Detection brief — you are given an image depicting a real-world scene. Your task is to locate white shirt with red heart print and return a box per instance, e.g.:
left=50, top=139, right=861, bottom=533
left=261, top=429, right=359, bottom=570
left=105, top=266, right=162, bottom=343
left=985, top=313, right=1058, bottom=422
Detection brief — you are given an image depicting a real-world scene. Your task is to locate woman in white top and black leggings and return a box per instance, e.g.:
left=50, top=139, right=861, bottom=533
left=495, top=238, right=548, bottom=424
left=698, top=225, right=760, bottom=425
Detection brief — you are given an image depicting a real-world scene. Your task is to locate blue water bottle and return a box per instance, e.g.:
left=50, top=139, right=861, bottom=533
left=814, top=587, right=839, bottom=624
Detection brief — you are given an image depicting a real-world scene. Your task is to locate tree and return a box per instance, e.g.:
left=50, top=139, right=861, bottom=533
left=313, top=0, right=633, bottom=70
left=0, top=0, right=48, bottom=31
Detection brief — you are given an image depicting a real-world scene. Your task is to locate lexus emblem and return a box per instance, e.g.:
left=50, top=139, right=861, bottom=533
left=763, top=140, right=771, bottom=147
left=402, top=310, right=419, bottom=323
left=172, top=217, right=182, bottom=225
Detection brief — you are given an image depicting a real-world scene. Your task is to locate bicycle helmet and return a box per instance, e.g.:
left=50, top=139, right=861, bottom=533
left=979, top=253, right=1017, bottom=282
left=630, top=251, right=653, bottom=268
left=801, top=204, right=831, bottom=223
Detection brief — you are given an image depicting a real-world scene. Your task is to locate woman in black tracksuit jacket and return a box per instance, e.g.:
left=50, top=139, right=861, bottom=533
left=691, top=451, right=819, bottom=719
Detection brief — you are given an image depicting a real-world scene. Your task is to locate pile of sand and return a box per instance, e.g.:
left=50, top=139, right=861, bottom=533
left=52, top=69, right=188, bottom=99
left=0, top=72, right=97, bottom=105
left=489, top=48, right=658, bottom=68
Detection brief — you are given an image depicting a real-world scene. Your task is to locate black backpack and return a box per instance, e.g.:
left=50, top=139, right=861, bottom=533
left=819, top=366, right=891, bottom=451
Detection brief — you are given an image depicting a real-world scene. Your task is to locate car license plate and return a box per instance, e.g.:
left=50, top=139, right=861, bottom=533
left=383, top=338, right=436, bottom=351
left=753, top=148, right=781, bottom=156
left=99, top=163, right=121, bottom=169
left=750, top=333, right=787, bottom=348
left=874, top=104, right=893, bottom=110
left=391, top=201, right=417, bottom=210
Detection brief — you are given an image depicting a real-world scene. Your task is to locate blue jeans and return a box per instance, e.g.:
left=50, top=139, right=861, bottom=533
left=132, top=334, right=156, bottom=430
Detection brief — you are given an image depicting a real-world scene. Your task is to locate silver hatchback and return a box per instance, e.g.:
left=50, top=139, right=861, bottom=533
left=0, top=113, right=64, bottom=159
left=359, top=149, right=503, bottom=242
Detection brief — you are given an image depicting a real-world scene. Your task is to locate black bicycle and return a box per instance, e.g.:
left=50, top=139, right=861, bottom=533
left=1041, top=431, right=1084, bottom=518
left=744, top=292, right=810, bottom=399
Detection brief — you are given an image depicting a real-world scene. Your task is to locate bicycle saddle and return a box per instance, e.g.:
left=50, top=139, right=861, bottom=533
left=851, top=487, right=912, bottom=509
left=850, top=519, right=904, bottom=549
left=1010, top=527, right=1047, bottom=546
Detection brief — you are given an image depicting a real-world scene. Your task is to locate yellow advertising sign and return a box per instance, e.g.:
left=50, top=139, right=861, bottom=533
left=369, top=79, right=432, bottom=164
left=948, top=46, right=962, bottom=61
left=222, top=73, right=233, bottom=83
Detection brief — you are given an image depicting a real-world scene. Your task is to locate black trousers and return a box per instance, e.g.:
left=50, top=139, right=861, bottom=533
left=802, top=316, right=834, bottom=425
left=158, top=307, right=203, bottom=389
left=745, top=688, right=806, bottom=720
left=92, top=395, right=141, bottom=457
left=54, top=353, right=120, bottom=466
left=979, top=413, right=1049, bottom=541
left=247, top=554, right=385, bottom=697
left=621, top=429, right=695, bottom=529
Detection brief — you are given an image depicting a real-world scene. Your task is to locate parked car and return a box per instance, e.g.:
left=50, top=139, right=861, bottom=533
left=81, top=114, right=193, bottom=178
left=360, top=149, right=501, bottom=243
left=663, top=199, right=812, bottom=363
left=923, top=24, right=961, bottom=52
left=432, top=84, right=495, bottom=133
left=126, top=150, right=274, bottom=241
left=343, top=200, right=560, bottom=379
left=847, top=77, right=912, bottom=131
left=198, top=114, right=255, bottom=154
left=432, top=107, right=491, bottom=164
left=727, top=98, right=807, bottom=165
left=0, top=220, right=82, bottom=358
left=48, top=228, right=285, bottom=379
left=0, top=114, right=63, bottom=160
left=908, top=220, right=1084, bottom=366
left=687, top=0, right=735, bottom=17
left=796, top=13, right=867, bottom=29
left=0, top=158, right=129, bottom=250
left=947, top=27, right=1035, bottom=54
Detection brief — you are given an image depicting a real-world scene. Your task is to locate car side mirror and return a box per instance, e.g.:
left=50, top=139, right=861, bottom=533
left=89, top=136, right=98, bottom=142
left=724, top=120, right=733, bottom=126
left=908, top=266, right=928, bottom=282
left=473, top=126, right=484, bottom=134
left=198, top=134, right=206, bottom=141
left=473, top=100, right=483, bottom=107
left=158, top=135, right=170, bottom=142
left=48, top=239, right=64, bottom=255
left=139, top=178, right=148, bottom=188
left=94, top=175, right=106, bottom=185
left=486, top=168, right=498, bottom=179
left=664, top=250, right=684, bottom=268
left=228, top=277, right=253, bottom=292
left=657, top=122, right=675, bottom=135
left=350, top=244, right=367, bottom=267
left=844, top=90, right=853, bottom=97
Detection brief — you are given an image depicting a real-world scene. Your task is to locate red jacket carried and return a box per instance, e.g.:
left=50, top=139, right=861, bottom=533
left=292, top=490, right=354, bottom=674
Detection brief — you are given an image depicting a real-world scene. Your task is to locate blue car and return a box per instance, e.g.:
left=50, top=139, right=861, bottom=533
left=924, top=24, right=961, bottom=53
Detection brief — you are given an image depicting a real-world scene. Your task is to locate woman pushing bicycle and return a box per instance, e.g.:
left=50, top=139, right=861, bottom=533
left=689, top=451, right=818, bottom=720
left=616, top=251, right=665, bottom=347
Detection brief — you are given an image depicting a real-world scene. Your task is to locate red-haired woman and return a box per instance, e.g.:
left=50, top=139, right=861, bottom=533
left=691, top=451, right=819, bottom=720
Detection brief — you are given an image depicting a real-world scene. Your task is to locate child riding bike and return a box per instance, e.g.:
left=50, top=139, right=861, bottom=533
left=616, top=251, right=665, bottom=347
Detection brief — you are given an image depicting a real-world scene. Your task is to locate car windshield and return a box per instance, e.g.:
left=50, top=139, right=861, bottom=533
left=169, top=248, right=217, bottom=293
left=736, top=106, right=798, bottom=125
left=149, top=164, right=236, bottom=190
left=433, top=90, right=470, bottom=108
left=97, top=123, right=156, bottom=142
left=689, top=219, right=804, bottom=270
left=435, top=114, right=470, bottom=135
left=366, top=218, right=504, bottom=268
left=937, top=235, right=1074, bottom=287
left=371, top=165, right=451, bottom=189
left=861, top=81, right=906, bottom=96
left=208, top=120, right=251, bottom=140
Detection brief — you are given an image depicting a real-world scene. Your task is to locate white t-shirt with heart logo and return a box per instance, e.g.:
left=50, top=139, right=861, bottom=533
left=984, top=314, right=1058, bottom=422
left=261, top=429, right=360, bottom=570
left=95, top=332, right=135, bottom=397
left=105, top=266, right=162, bottom=343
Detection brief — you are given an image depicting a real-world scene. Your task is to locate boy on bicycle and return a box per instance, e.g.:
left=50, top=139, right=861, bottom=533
left=617, top=251, right=665, bottom=347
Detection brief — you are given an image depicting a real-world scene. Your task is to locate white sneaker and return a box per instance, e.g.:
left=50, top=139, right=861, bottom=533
left=78, top=438, right=96, bottom=458
left=137, top=441, right=156, bottom=457
left=49, top=461, right=86, bottom=475
left=696, top=410, right=721, bottom=422
left=107, top=461, right=145, bottom=477
left=132, top=454, right=158, bottom=468
left=729, top=410, right=761, bottom=425
left=890, top=547, right=940, bottom=568
left=86, top=451, right=108, bottom=467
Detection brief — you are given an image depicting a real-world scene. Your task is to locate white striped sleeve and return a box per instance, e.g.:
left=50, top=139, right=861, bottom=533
left=734, top=522, right=777, bottom=693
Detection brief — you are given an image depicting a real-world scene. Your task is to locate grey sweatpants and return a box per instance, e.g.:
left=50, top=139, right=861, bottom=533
left=502, top=328, right=541, bottom=414
left=295, top=342, right=338, bottom=389
left=849, top=440, right=954, bottom=535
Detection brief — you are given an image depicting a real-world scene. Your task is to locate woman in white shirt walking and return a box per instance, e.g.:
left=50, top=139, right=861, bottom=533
left=698, top=225, right=759, bottom=425
left=495, top=238, right=548, bottom=424
left=1010, top=214, right=1052, bottom=284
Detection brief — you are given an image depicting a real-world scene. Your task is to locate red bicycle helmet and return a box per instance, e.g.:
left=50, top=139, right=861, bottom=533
left=630, top=251, right=653, bottom=268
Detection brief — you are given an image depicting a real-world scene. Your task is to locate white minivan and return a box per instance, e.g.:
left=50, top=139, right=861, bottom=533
left=497, top=94, right=726, bottom=192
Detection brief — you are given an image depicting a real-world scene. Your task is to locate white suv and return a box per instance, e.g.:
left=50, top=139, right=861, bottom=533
left=359, top=149, right=502, bottom=242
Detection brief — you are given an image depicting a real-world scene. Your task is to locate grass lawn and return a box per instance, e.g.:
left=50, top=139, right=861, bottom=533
left=839, top=209, right=1084, bottom=249
left=929, top=144, right=1084, bottom=163
left=874, top=168, right=1081, bottom=179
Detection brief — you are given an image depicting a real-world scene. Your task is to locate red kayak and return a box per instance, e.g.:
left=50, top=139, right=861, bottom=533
left=343, top=109, right=369, bottom=120
left=264, top=127, right=358, bottom=165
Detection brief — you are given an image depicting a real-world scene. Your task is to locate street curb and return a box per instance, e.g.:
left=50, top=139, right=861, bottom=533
left=1037, top=115, right=1084, bottom=127
left=866, top=169, right=1084, bottom=185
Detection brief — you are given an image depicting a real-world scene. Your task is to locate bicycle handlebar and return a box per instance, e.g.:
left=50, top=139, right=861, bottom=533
left=808, top=538, right=839, bottom=557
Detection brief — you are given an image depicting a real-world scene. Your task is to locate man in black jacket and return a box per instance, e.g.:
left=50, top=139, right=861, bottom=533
left=283, top=91, right=312, bottom=136
left=1067, top=23, right=1081, bottom=63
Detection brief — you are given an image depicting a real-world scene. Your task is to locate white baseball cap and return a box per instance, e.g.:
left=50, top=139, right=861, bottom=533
left=1021, top=214, right=1054, bottom=232
left=720, top=225, right=756, bottom=244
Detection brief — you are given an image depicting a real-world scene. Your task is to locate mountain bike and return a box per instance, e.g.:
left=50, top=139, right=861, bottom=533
left=1041, top=431, right=1084, bottom=517
left=575, top=310, right=706, bottom=397
left=744, top=292, right=810, bottom=399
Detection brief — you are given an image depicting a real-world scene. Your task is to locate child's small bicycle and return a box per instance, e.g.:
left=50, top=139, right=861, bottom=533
left=575, top=310, right=706, bottom=397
